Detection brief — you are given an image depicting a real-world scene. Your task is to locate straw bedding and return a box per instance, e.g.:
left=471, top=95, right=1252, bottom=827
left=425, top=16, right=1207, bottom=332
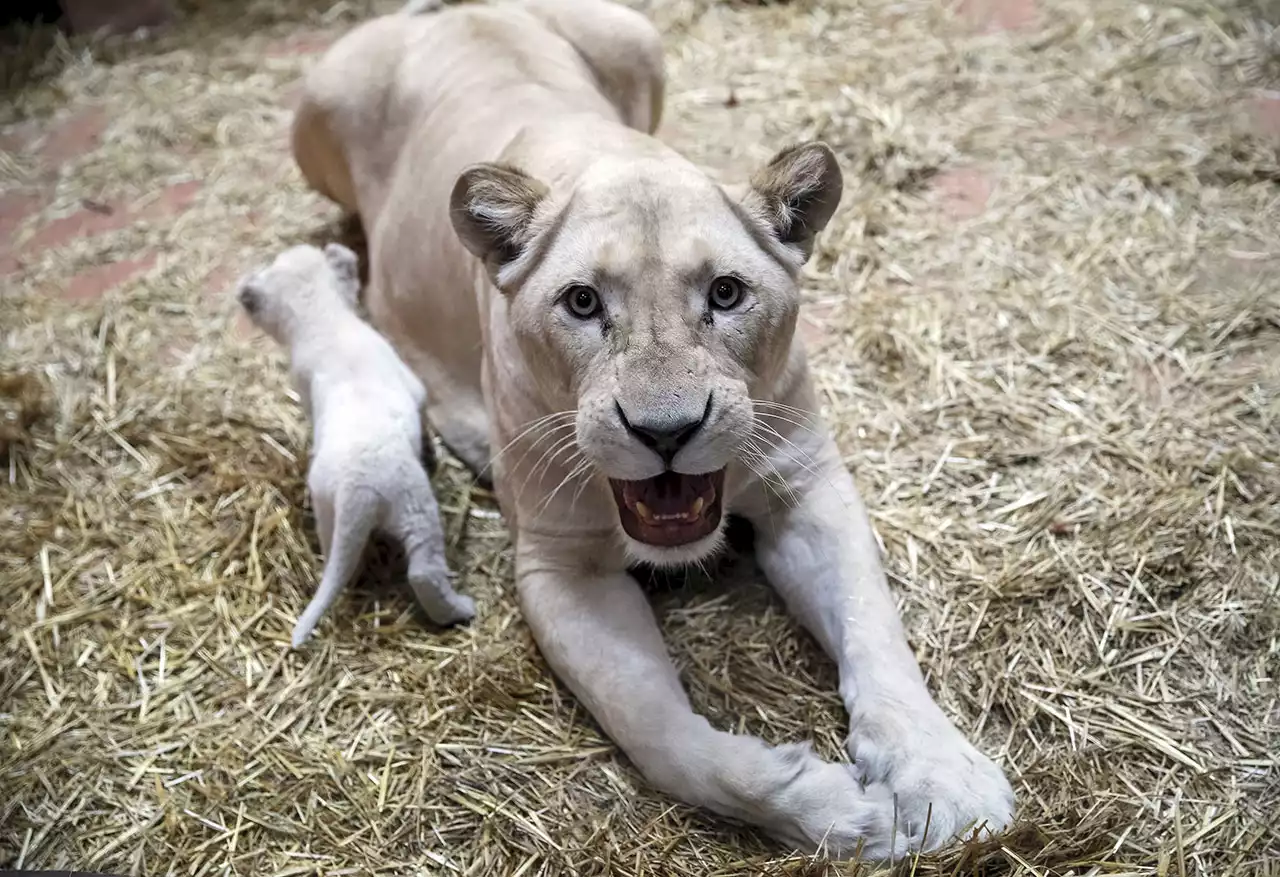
left=2, top=0, right=1277, bottom=874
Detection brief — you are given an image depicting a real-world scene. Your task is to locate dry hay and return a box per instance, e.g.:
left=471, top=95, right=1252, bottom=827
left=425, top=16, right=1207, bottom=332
left=2, top=0, right=1279, bottom=874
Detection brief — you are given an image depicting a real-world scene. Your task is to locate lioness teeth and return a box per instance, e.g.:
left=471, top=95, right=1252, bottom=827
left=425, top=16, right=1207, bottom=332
left=633, top=498, right=706, bottom=525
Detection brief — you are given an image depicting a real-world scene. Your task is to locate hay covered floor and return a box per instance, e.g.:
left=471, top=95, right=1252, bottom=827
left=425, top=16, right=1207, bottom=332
left=2, top=0, right=1279, bottom=874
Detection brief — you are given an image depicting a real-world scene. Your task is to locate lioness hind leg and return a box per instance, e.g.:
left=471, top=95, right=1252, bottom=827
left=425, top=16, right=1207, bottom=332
left=521, top=0, right=666, bottom=134
left=292, top=82, right=359, bottom=213
left=427, top=399, right=492, bottom=485
left=291, top=15, right=410, bottom=215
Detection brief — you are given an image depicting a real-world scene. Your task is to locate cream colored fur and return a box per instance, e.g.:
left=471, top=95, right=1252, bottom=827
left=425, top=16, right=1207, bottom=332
left=237, top=244, right=474, bottom=647
left=291, top=0, right=1014, bottom=858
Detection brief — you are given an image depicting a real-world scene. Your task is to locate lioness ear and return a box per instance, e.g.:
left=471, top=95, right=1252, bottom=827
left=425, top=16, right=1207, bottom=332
left=450, top=163, right=549, bottom=278
left=743, top=142, right=843, bottom=260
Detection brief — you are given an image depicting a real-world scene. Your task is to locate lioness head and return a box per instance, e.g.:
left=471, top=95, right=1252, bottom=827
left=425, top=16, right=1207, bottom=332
left=451, top=142, right=842, bottom=565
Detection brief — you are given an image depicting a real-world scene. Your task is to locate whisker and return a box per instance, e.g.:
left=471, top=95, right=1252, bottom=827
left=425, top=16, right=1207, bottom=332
left=536, top=433, right=582, bottom=481
left=752, top=398, right=825, bottom=423
left=744, top=435, right=802, bottom=501
left=537, top=457, right=594, bottom=516
left=751, top=398, right=825, bottom=432
left=742, top=435, right=841, bottom=570
left=743, top=458, right=797, bottom=510
left=750, top=423, right=851, bottom=513
left=754, top=410, right=822, bottom=437
left=568, top=462, right=599, bottom=507
left=739, top=438, right=802, bottom=508
left=692, top=555, right=710, bottom=579
left=506, top=422, right=579, bottom=490
left=515, top=431, right=581, bottom=503
left=485, top=410, right=578, bottom=472
left=738, top=450, right=780, bottom=545
left=753, top=421, right=824, bottom=482
left=490, top=411, right=577, bottom=462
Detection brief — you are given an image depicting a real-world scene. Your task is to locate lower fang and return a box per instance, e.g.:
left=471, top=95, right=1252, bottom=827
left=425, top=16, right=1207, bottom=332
left=635, top=501, right=654, bottom=523
left=692, top=497, right=704, bottom=516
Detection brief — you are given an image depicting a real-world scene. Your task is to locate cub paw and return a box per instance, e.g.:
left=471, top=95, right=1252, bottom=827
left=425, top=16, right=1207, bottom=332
left=406, top=560, right=475, bottom=627
left=847, top=709, right=1014, bottom=852
left=432, top=591, right=476, bottom=627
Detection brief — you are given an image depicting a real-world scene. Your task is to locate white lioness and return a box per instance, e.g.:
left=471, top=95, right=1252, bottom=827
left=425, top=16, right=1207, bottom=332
left=292, top=0, right=1014, bottom=858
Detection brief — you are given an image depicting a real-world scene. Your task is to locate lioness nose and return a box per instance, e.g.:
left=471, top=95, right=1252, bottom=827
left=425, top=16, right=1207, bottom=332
left=616, top=396, right=712, bottom=466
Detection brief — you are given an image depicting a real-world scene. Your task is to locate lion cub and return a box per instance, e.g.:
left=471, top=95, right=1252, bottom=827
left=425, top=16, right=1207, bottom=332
left=236, top=243, right=475, bottom=647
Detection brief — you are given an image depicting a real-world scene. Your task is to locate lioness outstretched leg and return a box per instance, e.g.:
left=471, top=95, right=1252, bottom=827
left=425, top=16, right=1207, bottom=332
left=515, top=534, right=908, bottom=859
left=742, top=428, right=1016, bottom=851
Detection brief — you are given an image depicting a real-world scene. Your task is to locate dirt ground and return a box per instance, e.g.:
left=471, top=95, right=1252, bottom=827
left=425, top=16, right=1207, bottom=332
left=2, top=0, right=1278, bottom=875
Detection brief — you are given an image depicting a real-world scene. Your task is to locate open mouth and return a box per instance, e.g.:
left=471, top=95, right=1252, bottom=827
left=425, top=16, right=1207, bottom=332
left=608, top=469, right=726, bottom=547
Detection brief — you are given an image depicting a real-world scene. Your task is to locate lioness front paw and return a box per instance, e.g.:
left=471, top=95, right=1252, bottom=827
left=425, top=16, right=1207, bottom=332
left=759, top=743, right=911, bottom=862
left=847, top=709, right=1014, bottom=852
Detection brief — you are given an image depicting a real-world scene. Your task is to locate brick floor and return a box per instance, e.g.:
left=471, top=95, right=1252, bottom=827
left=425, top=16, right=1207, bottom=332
left=20, top=181, right=202, bottom=257
left=0, top=95, right=206, bottom=299
left=37, top=107, right=109, bottom=169
left=1, top=28, right=332, bottom=325
left=0, top=190, right=45, bottom=274
left=932, top=166, right=995, bottom=220
left=62, top=0, right=174, bottom=34
left=798, top=301, right=838, bottom=351
left=1250, top=91, right=1280, bottom=142
left=62, top=254, right=158, bottom=301
left=264, top=33, right=333, bottom=58
left=956, top=0, right=1039, bottom=32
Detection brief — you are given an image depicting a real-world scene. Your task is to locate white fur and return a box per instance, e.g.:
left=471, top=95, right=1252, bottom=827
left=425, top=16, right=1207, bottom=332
left=622, top=527, right=725, bottom=570
left=237, top=243, right=474, bottom=647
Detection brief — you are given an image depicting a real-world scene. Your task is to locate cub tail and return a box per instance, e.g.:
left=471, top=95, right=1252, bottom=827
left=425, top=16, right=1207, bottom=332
left=292, top=487, right=380, bottom=647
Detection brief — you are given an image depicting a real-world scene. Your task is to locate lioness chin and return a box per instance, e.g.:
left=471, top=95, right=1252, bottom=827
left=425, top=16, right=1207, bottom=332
left=292, top=0, right=1015, bottom=858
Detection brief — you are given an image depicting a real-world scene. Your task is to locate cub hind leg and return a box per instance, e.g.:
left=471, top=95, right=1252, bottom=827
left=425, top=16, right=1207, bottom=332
left=388, top=464, right=476, bottom=626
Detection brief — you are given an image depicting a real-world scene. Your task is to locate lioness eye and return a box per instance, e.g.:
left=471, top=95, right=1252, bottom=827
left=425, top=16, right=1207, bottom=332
left=708, top=276, right=744, bottom=310
left=565, top=285, right=602, bottom=319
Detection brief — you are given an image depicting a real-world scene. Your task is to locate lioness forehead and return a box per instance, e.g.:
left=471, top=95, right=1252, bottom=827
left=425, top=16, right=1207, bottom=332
left=594, top=236, right=652, bottom=282
left=561, top=162, right=769, bottom=286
